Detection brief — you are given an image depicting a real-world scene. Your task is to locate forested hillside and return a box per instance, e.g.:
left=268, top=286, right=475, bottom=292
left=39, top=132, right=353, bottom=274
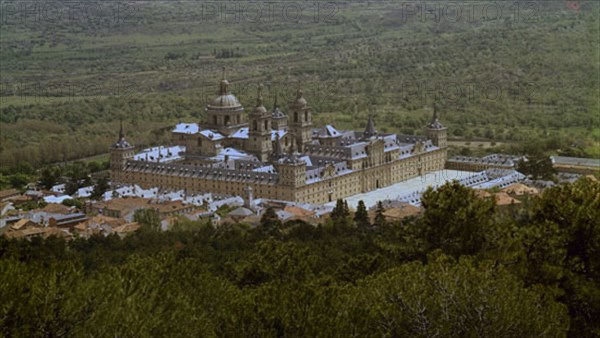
left=1, top=178, right=598, bottom=336
left=1, top=1, right=598, bottom=168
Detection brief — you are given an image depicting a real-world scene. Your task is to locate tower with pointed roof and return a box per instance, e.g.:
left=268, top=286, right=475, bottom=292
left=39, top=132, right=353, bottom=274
left=363, top=115, right=377, bottom=139
left=205, top=67, right=247, bottom=136
left=288, top=89, right=313, bottom=152
left=425, top=105, right=447, bottom=148
left=247, top=84, right=273, bottom=162
left=110, top=120, right=135, bottom=184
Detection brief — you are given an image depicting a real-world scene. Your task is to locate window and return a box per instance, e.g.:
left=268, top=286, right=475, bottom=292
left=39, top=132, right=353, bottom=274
left=264, top=120, right=268, bottom=130
left=294, top=112, right=298, bottom=122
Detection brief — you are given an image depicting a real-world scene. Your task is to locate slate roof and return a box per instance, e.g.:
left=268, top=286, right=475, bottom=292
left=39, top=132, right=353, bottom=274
left=551, top=156, right=600, bottom=167
left=133, top=146, right=185, bottom=163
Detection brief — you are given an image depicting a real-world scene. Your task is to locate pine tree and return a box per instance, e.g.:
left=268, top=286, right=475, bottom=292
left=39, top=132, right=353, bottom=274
left=91, top=176, right=109, bottom=200
left=260, top=207, right=282, bottom=234
left=39, top=166, right=61, bottom=190
left=331, top=199, right=350, bottom=226
left=331, top=199, right=344, bottom=222
left=354, top=200, right=370, bottom=228
left=374, top=201, right=386, bottom=227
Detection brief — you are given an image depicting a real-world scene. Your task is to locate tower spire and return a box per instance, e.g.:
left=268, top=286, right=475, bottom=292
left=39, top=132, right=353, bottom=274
left=219, top=67, right=229, bottom=95
left=256, top=83, right=263, bottom=107
left=364, top=115, right=376, bottom=138
left=112, top=117, right=132, bottom=149
left=119, top=118, right=124, bottom=140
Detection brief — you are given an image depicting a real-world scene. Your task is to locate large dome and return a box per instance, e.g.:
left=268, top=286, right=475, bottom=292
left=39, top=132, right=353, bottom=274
left=208, top=79, right=242, bottom=109
left=210, top=94, right=241, bottom=108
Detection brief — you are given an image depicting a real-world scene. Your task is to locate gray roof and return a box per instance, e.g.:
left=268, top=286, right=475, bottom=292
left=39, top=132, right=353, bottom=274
left=272, top=107, right=286, bottom=118
left=228, top=207, right=254, bottom=217
left=448, top=154, right=524, bottom=167
left=551, top=156, right=600, bottom=167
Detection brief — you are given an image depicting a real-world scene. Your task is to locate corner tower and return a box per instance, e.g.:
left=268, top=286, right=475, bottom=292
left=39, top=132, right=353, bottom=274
left=425, top=106, right=447, bottom=148
left=275, top=143, right=306, bottom=188
left=110, top=120, right=135, bottom=184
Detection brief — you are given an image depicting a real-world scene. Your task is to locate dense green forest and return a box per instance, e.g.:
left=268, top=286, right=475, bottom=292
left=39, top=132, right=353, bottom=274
left=1, top=1, right=598, bottom=169
left=1, top=178, right=599, bottom=336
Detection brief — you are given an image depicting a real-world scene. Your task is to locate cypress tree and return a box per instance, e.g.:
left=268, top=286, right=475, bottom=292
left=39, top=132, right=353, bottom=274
left=354, top=200, right=370, bottom=228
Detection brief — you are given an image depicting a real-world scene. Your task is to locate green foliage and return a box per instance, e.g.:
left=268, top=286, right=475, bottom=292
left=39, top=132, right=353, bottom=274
left=215, top=204, right=234, bottom=217
left=1, top=170, right=599, bottom=337
left=353, top=200, right=370, bottom=228
left=517, top=155, right=557, bottom=180
left=235, top=239, right=314, bottom=287
left=374, top=201, right=386, bottom=227
left=350, top=252, right=569, bottom=337
left=419, top=181, right=495, bottom=257
left=171, top=217, right=211, bottom=232
left=331, top=199, right=351, bottom=226
left=61, top=198, right=83, bottom=209
left=530, top=177, right=600, bottom=335
left=8, top=173, right=30, bottom=189
left=90, top=176, right=109, bottom=200
left=39, top=166, right=62, bottom=190
left=17, top=199, right=47, bottom=211
left=2, top=2, right=598, bottom=169
left=63, top=162, right=92, bottom=195
left=260, top=207, right=282, bottom=234
left=134, top=208, right=161, bottom=231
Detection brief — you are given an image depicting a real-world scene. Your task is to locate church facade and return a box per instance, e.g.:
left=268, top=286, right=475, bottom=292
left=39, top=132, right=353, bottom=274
left=110, top=72, right=448, bottom=204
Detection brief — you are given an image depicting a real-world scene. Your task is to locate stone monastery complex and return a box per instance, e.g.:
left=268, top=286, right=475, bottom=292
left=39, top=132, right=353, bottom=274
left=110, top=71, right=448, bottom=204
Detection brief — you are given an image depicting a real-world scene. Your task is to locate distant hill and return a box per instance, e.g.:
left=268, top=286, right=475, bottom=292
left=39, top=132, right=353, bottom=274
left=0, top=1, right=598, bottom=167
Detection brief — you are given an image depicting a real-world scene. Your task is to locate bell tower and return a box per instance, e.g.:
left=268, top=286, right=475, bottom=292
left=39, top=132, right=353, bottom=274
left=247, top=84, right=273, bottom=162
left=110, top=120, right=135, bottom=184
left=288, top=89, right=313, bottom=152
